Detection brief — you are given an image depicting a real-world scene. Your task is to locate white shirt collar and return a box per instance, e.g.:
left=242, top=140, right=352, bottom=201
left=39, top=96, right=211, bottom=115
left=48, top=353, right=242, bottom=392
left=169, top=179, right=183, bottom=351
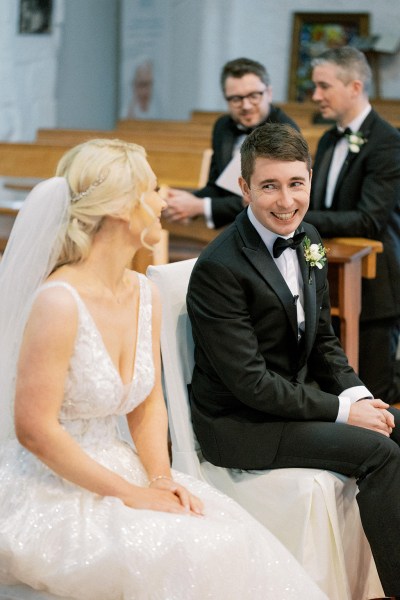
left=339, top=103, right=371, bottom=134
left=247, top=206, right=296, bottom=256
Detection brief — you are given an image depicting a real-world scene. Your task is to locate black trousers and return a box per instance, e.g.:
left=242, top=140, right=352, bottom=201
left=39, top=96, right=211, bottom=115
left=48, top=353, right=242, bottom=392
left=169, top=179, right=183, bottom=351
left=359, top=318, right=400, bottom=405
left=267, top=408, right=400, bottom=596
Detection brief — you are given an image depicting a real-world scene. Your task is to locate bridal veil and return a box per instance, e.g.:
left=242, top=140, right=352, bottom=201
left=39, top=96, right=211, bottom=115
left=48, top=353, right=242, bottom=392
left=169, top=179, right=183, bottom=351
left=0, top=177, right=70, bottom=440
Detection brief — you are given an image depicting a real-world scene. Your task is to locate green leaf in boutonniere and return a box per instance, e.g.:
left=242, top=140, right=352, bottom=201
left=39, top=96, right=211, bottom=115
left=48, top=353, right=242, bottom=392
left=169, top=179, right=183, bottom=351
left=303, top=236, right=329, bottom=284
left=345, top=131, right=367, bottom=154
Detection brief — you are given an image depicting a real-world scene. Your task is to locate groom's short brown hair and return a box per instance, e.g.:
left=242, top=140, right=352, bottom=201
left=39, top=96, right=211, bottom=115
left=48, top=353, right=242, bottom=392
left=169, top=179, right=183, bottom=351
left=240, top=123, right=311, bottom=185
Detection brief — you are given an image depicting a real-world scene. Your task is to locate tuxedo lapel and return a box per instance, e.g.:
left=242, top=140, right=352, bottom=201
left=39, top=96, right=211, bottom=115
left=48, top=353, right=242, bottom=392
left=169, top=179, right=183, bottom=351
left=220, top=122, right=239, bottom=168
left=297, top=244, right=317, bottom=356
left=330, top=151, right=357, bottom=206
left=238, top=217, right=299, bottom=341
left=311, top=129, right=338, bottom=209
left=331, top=111, right=374, bottom=209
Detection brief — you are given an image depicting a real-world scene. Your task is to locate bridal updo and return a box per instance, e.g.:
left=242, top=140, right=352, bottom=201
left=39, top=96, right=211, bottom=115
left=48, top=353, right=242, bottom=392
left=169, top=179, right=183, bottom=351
left=55, top=138, right=155, bottom=267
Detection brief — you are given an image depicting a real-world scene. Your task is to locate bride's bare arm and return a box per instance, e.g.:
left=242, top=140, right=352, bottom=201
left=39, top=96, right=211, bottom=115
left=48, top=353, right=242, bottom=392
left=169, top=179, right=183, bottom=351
left=127, top=282, right=204, bottom=515
left=14, top=286, right=187, bottom=514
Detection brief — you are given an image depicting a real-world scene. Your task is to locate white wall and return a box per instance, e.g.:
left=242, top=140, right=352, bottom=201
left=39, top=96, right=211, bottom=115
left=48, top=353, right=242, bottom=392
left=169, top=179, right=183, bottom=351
left=56, top=0, right=119, bottom=129
left=166, top=0, right=400, bottom=113
left=0, top=0, right=64, bottom=140
left=0, top=0, right=399, bottom=141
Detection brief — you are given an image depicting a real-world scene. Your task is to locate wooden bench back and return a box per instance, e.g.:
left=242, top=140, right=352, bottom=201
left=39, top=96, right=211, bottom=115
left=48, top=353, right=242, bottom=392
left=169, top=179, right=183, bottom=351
left=0, top=142, right=208, bottom=189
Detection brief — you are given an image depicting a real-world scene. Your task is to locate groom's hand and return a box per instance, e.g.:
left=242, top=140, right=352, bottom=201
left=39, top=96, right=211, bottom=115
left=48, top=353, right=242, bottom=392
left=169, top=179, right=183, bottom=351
left=348, top=399, right=394, bottom=436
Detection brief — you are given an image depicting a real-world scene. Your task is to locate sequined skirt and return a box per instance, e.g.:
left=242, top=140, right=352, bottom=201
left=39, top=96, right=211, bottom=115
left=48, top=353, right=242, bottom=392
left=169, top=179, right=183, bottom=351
left=0, top=433, right=326, bottom=600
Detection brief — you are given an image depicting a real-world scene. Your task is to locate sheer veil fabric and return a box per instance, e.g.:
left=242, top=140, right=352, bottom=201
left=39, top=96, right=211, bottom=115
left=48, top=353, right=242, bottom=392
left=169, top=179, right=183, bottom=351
left=0, top=178, right=70, bottom=441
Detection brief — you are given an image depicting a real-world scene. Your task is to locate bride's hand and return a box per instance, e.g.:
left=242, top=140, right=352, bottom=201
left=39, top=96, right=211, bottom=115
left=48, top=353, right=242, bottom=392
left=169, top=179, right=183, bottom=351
left=149, top=478, right=204, bottom=516
left=122, top=485, right=192, bottom=514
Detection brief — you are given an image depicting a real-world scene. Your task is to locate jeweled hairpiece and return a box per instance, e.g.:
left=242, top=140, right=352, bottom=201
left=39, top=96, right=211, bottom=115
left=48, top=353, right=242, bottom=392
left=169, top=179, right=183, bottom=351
left=70, top=176, right=105, bottom=203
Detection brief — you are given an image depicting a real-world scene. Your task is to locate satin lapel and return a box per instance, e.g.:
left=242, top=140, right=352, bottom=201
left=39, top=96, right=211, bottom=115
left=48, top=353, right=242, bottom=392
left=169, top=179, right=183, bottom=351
left=297, top=243, right=317, bottom=356
left=331, top=149, right=358, bottom=200
left=238, top=220, right=299, bottom=341
left=311, top=129, right=337, bottom=209
left=220, top=127, right=237, bottom=168
left=332, top=112, right=374, bottom=207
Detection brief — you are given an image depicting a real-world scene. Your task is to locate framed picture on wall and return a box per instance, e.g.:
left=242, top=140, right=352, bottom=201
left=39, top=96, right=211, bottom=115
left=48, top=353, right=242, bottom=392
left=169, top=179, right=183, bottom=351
left=19, top=0, right=53, bottom=34
left=288, top=12, right=370, bottom=101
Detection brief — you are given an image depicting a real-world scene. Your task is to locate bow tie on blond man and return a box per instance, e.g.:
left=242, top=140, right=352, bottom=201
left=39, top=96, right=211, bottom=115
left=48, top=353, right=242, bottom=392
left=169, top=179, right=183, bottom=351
left=332, top=126, right=352, bottom=141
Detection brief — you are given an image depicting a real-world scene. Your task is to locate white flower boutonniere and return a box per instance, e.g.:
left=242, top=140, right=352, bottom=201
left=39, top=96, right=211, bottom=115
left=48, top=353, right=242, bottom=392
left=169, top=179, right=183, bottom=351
left=345, top=131, right=367, bottom=154
left=303, top=236, right=329, bottom=284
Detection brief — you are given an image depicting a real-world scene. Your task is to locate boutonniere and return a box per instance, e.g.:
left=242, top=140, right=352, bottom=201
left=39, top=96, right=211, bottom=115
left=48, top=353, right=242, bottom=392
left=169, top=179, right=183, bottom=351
left=303, top=236, right=329, bottom=284
left=345, top=131, right=367, bottom=154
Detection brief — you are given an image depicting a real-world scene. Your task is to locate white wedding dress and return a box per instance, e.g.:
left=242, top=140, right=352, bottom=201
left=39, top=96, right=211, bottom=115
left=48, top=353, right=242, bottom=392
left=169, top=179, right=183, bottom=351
left=0, top=275, right=326, bottom=600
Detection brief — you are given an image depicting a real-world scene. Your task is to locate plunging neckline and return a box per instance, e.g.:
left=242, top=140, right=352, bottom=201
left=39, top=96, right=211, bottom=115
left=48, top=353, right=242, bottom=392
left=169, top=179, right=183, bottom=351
left=41, top=279, right=142, bottom=387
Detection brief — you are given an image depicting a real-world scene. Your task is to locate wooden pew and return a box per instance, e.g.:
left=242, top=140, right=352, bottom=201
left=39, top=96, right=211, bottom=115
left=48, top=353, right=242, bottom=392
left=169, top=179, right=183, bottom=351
left=192, top=101, right=400, bottom=129
left=35, top=127, right=212, bottom=150
left=116, top=119, right=213, bottom=137
left=191, top=110, right=223, bottom=125
left=0, top=142, right=209, bottom=189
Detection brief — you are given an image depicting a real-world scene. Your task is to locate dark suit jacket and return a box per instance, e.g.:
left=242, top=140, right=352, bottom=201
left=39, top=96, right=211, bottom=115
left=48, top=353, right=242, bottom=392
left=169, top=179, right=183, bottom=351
left=307, top=109, right=400, bottom=322
left=194, top=106, right=299, bottom=228
left=187, top=211, right=363, bottom=470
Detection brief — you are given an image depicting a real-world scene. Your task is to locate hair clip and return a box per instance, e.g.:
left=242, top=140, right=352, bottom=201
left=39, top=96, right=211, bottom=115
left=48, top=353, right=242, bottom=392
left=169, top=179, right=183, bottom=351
left=71, top=175, right=105, bottom=203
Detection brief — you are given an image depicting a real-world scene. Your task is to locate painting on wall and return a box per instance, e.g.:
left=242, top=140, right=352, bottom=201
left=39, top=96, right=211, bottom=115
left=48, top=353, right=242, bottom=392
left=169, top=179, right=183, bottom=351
left=288, top=12, right=370, bottom=101
left=19, top=0, right=53, bottom=34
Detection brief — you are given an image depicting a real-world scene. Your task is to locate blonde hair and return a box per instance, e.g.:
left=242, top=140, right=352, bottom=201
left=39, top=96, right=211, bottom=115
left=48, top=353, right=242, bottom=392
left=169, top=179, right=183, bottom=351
left=55, top=138, right=155, bottom=267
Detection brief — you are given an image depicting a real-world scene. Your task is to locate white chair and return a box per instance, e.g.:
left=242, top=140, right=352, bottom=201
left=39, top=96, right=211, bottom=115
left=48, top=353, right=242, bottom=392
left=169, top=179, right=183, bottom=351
left=147, top=258, right=384, bottom=600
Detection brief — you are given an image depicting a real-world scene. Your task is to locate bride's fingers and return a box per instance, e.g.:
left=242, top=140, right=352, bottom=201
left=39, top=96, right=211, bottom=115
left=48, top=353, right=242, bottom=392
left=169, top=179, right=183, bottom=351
left=173, top=485, right=204, bottom=515
left=172, top=485, right=191, bottom=511
left=188, top=493, right=204, bottom=516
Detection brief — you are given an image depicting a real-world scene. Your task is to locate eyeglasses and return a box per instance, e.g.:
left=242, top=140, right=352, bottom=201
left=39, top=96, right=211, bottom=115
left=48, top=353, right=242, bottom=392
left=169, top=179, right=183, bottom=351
left=225, top=89, right=268, bottom=107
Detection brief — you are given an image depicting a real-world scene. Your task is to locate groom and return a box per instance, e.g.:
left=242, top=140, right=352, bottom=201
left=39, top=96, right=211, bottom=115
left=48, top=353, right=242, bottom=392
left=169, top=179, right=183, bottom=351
left=187, top=123, right=400, bottom=598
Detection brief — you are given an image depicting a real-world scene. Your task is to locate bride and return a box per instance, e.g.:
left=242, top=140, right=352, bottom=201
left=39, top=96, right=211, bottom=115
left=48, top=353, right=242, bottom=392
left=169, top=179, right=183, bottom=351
left=0, top=138, right=326, bottom=600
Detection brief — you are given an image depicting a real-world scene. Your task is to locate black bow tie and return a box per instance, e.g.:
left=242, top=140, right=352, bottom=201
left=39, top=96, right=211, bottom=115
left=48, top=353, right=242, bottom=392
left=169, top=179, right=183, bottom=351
left=332, top=127, right=352, bottom=141
left=234, top=124, right=255, bottom=136
left=273, top=232, right=306, bottom=258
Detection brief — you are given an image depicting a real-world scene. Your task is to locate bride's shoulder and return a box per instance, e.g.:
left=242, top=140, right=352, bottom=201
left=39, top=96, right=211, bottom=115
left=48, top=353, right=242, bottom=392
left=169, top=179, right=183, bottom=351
left=21, top=283, right=79, bottom=354
left=31, top=282, right=79, bottom=327
left=126, top=268, right=159, bottom=299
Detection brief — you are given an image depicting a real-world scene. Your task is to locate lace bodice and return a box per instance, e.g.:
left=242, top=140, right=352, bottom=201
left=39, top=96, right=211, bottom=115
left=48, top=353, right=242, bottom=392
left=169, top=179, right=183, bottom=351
left=37, top=275, right=154, bottom=443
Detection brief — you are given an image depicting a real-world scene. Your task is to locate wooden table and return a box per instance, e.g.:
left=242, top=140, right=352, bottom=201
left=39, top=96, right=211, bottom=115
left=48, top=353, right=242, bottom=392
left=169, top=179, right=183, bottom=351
left=324, top=242, right=372, bottom=372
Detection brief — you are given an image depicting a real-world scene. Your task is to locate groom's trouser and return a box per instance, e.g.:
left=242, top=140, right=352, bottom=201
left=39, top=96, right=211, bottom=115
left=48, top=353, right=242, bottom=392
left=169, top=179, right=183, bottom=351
left=267, top=407, right=400, bottom=596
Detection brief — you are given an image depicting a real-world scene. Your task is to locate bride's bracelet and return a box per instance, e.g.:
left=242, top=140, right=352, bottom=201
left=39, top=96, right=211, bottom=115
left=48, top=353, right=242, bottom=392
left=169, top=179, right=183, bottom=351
left=148, top=474, right=173, bottom=487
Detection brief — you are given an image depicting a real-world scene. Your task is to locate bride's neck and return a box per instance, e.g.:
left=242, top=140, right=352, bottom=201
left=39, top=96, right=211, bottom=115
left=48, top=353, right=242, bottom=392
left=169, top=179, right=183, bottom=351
left=61, top=235, right=136, bottom=300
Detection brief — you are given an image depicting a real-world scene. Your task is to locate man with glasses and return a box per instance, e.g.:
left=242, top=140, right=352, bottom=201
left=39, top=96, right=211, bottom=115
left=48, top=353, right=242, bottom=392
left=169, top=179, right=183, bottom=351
left=164, top=57, right=299, bottom=228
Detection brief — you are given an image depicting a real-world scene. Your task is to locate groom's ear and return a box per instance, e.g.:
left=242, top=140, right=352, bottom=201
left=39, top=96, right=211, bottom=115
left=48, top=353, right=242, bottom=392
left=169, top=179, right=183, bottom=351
left=239, top=176, right=251, bottom=205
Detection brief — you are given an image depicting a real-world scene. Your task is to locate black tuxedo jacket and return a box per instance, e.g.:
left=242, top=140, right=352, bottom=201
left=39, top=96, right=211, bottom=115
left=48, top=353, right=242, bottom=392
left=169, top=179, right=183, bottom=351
left=194, top=106, right=299, bottom=228
left=187, top=211, right=363, bottom=469
left=307, top=109, right=400, bottom=322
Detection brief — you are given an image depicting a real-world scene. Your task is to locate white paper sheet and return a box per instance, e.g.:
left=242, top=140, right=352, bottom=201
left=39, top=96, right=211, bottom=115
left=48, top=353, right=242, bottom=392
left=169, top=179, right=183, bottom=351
left=215, top=152, right=242, bottom=196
